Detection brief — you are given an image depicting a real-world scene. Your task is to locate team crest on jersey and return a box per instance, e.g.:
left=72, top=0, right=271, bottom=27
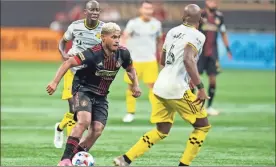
left=215, top=18, right=221, bottom=25
left=81, top=100, right=88, bottom=107
left=95, top=33, right=101, bottom=39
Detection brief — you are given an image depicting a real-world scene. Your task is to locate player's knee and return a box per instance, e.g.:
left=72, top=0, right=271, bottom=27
left=92, top=121, right=105, bottom=137
left=76, top=112, right=91, bottom=129
left=195, top=124, right=211, bottom=133
left=156, top=122, right=172, bottom=136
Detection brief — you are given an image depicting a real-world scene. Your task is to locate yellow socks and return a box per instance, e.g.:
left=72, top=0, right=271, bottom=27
left=180, top=125, right=211, bottom=165
left=125, top=128, right=168, bottom=161
left=126, top=89, right=136, bottom=114
left=58, top=112, right=76, bottom=136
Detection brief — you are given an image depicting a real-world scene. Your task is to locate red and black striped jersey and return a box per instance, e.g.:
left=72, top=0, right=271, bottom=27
left=199, top=9, right=226, bottom=57
left=73, top=44, right=133, bottom=96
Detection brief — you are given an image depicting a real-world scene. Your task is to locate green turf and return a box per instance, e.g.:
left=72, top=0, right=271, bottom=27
left=1, top=61, right=275, bottom=166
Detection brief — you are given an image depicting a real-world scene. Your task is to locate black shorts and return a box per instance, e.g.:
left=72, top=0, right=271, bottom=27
left=72, top=91, right=108, bottom=126
left=197, top=55, right=220, bottom=75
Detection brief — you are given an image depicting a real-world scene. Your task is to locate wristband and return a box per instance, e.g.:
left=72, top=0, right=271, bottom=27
left=196, top=82, right=204, bottom=89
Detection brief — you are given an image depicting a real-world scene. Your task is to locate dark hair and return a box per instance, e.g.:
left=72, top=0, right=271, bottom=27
left=141, top=0, right=152, bottom=5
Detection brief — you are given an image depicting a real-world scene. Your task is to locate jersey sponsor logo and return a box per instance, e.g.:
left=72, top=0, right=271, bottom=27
left=81, top=100, right=88, bottom=107
left=95, top=69, right=118, bottom=77
left=201, top=24, right=218, bottom=31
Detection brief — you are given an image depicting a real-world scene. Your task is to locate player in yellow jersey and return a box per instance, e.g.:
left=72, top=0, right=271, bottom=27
left=54, top=0, right=104, bottom=149
left=122, top=0, right=163, bottom=122
left=114, top=4, right=212, bottom=166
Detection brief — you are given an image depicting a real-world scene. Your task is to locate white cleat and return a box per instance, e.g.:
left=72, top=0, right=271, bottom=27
left=207, top=107, right=220, bottom=116
left=122, top=113, right=135, bottom=123
left=113, top=156, right=130, bottom=166
left=54, top=122, right=64, bottom=148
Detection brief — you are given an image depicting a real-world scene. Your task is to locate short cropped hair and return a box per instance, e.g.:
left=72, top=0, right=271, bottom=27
left=141, top=0, right=152, bottom=5
left=101, top=22, right=121, bottom=35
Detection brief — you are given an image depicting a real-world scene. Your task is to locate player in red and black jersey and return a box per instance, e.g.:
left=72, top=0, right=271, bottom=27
left=46, top=22, right=141, bottom=166
left=197, top=0, right=232, bottom=116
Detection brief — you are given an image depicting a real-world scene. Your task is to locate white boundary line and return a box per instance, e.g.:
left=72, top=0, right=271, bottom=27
left=1, top=125, right=273, bottom=131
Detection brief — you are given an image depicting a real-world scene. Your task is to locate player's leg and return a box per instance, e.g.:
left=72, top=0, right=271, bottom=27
left=143, top=61, right=159, bottom=115
left=114, top=95, right=174, bottom=166
left=123, top=62, right=141, bottom=122
left=58, top=92, right=92, bottom=166
left=206, top=56, right=220, bottom=116
left=78, top=121, right=105, bottom=151
left=78, top=97, right=108, bottom=151
left=174, top=90, right=211, bottom=166
left=54, top=70, right=76, bottom=148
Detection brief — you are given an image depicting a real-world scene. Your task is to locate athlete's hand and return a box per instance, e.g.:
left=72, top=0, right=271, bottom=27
left=227, top=51, right=233, bottom=60
left=131, top=85, right=142, bottom=98
left=46, top=81, right=58, bottom=95
left=193, top=88, right=210, bottom=110
left=189, top=80, right=195, bottom=89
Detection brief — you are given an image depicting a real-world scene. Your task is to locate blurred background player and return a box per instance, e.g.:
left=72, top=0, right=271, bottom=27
left=114, top=4, right=211, bottom=166
left=122, top=0, right=163, bottom=123
left=197, top=0, right=232, bottom=116
left=54, top=0, right=104, bottom=149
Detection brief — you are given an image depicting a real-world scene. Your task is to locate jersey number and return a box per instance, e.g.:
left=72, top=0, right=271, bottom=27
left=166, top=44, right=175, bottom=65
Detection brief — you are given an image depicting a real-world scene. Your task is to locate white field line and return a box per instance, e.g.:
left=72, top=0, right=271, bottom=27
left=1, top=103, right=274, bottom=117
left=1, top=125, right=273, bottom=131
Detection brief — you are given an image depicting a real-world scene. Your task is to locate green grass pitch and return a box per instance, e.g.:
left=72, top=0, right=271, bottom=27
left=1, top=61, right=275, bottom=166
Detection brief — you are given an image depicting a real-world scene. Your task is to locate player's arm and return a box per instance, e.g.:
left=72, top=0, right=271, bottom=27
left=122, top=50, right=138, bottom=86
left=59, top=24, right=74, bottom=60
left=122, top=20, right=134, bottom=42
left=52, top=57, right=80, bottom=85
left=160, top=50, right=166, bottom=67
left=156, top=22, right=164, bottom=62
left=183, top=44, right=201, bottom=86
left=46, top=57, right=80, bottom=95
left=219, top=15, right=232, bottom=59
left=122, top=49, right=141, bottom=97
left=58, top=39, right=69, bottom=61
left=160, top=30, right=170, bottom=68
left=46, top=49, right=93, bottom=95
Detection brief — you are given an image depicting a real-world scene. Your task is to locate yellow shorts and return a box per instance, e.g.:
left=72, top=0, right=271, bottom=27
left=124, top=61, right=158, bottom=84
left=62, top=69, right=74, bottom=100
left=151, top=90, right=208, bottom=125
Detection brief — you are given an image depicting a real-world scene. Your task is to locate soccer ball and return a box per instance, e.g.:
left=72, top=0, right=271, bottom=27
left=72, top=151, right=95, bottom=166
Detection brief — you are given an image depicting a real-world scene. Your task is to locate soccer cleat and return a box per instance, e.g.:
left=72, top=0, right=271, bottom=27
left=57, top=159, right=73, bottom=166
left=54, top=122, right=64, bottom=148
left=122, top=113, right=135, bottom=123
left=113, top=156, right=130, bottom=166
left=207, top=107, right=220, bottom=116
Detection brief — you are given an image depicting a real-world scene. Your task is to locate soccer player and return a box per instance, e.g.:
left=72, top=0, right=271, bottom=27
left=46, top=22, right=141, bottom=166
left=122, top=0, right=163, bottom=123
left=54, top=0, right=104, bottom=149
left=197, top=0, right=232, bottom=116
left=114, top=4, right=211, bottom=166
